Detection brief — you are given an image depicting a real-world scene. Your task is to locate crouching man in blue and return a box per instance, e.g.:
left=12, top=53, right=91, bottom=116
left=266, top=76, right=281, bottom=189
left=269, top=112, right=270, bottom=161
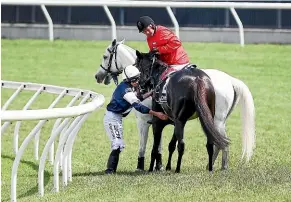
left=104, top=65, right=168, bottom=174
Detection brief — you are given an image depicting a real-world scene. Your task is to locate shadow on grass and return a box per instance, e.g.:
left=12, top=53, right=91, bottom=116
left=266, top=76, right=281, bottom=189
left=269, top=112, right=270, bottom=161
left=1, top=154, right=51, bottom=201
left=73, top=170, right=150, bottom=177
left=72, top=169, right=175, bottom=177
left=72, top=162, right=291, bottom=188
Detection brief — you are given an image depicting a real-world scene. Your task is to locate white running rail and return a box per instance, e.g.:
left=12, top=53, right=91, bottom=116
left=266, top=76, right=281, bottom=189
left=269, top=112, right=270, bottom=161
left=1, top=0, right=291, bottom=46
left=1, top=80, right=105, bottom=202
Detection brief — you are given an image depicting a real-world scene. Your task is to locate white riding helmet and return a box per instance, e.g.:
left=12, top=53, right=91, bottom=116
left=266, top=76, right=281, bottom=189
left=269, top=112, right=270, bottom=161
left=122, top=65, right=141, bottom=82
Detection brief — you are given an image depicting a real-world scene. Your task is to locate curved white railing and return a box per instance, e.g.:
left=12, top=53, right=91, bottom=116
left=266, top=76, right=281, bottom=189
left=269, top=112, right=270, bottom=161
left=2, top=0, right=291, bottom=47
left=2, top=100, right=104, bottom=121
left=1, top=80, right=105, bottom=202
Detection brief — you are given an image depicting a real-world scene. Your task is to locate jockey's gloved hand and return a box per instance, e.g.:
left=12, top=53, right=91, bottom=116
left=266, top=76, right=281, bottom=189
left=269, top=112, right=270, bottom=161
left=134, top=86, right=144, bottom=101
left=149, top=48, right=160, bottom=59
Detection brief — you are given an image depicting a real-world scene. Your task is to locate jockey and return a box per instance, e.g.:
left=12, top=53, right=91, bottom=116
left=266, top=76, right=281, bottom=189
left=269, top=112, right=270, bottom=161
left=103, top=65, right=168, bottom=174
left=136, top=16, right=190, bottom=76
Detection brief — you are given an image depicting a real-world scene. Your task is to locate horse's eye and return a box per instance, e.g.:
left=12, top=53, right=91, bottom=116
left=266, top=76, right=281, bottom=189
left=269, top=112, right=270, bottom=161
left=103, top=55, right=108, bottom=60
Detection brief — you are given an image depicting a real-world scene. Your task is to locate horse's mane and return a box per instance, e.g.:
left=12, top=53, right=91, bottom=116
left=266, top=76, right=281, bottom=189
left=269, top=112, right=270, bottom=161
left=119, top=43, right=136, bottom=59
left=156, top=59, right=169, bottom=70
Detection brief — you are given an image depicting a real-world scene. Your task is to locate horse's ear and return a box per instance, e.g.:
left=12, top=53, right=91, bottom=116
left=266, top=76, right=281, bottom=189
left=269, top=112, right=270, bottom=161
left=136, top=50, right=142, bottom=58
left=112, top=39, right=117, bottom=46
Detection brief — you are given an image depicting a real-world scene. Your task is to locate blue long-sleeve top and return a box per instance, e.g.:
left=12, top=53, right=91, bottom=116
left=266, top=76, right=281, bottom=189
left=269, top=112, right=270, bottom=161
left=106, top=81, right=150, bottom=117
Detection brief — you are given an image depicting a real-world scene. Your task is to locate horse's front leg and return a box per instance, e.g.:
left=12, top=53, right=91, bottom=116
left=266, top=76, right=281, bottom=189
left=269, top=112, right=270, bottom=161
left=149, top=119, right=167, bottom=172
left=135, top=111, right=151, bottom=171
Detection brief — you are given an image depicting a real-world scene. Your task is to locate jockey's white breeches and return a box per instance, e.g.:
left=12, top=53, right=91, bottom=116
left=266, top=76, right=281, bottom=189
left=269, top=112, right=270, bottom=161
left=104, top=110, right=125, bottom=151
left=169, top=63, right=190, bottom=71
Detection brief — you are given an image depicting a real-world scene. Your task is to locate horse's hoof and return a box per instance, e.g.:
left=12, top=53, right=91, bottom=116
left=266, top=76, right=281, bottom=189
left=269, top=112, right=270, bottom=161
left=105, top=169, right=116, bottom=175
left=220, top=168, right=229, bottom=174
left=166, top=166, right=171, bottom=171
left=175, top=169, right=180, bottom=173
left=206, top=164, right=215, bottom=171
left=148, top=168, right=153, bottom=172
left=155, top=166, right=164, bottom=171
left=135, top=168, right=145, bottom=172
left=155, top=164, right=164, bottom=171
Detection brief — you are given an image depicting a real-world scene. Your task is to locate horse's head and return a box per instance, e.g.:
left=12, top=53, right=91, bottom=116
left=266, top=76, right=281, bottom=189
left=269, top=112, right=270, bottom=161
left=135, top=50, right=168, bottom=91
left=95, top=39, right=135, bottom=85
left=95, top=39, right=121, bottom=85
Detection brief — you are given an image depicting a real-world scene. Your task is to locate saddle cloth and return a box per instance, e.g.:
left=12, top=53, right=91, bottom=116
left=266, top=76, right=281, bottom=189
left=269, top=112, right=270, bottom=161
left=156, top=64, right=197, bottom=103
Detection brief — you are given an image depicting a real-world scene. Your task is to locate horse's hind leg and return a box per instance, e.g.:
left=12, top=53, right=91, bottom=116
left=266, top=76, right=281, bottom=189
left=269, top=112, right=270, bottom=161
left=206, top=124, right=229, bottom=170
left=209, top=88, right=232, bottom=170
left=206, top=145, right=220, bottom=170
left=213, top=120, right=229, bottom=170
left=174, top=120, right=186, bottom=173
left=166, top=133, right=177, bottom=171
left=219, top=125, right=229, bottom=170
left=206, top=140, right=214, bottom=172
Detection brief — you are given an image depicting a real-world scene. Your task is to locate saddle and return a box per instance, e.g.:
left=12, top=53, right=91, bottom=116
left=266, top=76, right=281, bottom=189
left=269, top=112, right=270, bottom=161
left=155, top=64, right=197, bottom=103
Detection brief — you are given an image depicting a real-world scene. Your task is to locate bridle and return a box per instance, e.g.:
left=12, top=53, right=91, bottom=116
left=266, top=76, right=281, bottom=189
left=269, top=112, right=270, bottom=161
left=100, top=44, right=123, bottom=85
left=137, top=55, right=161, bottom=90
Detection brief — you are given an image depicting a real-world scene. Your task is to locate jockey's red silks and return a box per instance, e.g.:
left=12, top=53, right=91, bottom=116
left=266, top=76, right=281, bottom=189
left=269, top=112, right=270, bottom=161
left=146, top=25, right=189, bottom=65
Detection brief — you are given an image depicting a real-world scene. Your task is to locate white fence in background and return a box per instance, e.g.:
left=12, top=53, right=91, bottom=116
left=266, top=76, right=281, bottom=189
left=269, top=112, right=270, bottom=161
left=1, top=0, right=291, bottom=46
left=1, top=80, right=105, bottom=202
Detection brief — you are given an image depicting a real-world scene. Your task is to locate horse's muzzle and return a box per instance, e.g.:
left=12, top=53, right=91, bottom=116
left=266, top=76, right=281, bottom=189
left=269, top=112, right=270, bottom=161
left=95, top=73, right=102, bottom=83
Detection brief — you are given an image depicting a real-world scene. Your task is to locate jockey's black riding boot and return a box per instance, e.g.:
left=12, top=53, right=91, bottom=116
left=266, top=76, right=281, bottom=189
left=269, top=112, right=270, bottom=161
left=105, top=149, right=121, bottom=174
left=155, top=153, right=164, bottom=171
left=136, top=157, right=145, bottom=171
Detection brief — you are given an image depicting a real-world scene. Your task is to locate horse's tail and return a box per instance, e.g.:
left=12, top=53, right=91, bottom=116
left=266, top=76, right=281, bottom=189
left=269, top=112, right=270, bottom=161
left=230, top=76, right=256, bottom=162
left=193, top=77, right=230, bottom=149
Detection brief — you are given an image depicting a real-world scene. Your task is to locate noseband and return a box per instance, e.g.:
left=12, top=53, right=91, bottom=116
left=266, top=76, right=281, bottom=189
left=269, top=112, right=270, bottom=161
left=100, top=44, right=123, bottom=85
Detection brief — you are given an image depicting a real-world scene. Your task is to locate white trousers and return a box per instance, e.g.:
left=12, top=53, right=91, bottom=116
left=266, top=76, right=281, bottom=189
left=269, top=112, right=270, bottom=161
left=161, top=63, right=190, bottom=94
left=104, top=110, right=125, bottom=151
left=169, top=63, right=190, bottom=71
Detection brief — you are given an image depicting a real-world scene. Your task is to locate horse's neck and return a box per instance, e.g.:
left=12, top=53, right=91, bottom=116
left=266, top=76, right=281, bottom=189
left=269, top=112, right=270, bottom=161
left=122, top=44, right=136, bottom=59
left=117, top=44, right=136, bottom=68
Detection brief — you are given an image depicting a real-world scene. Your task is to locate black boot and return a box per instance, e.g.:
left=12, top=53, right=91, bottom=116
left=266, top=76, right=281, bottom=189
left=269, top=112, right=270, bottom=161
left=155, top=153, right=164, bottom=171
left=136, top=157, right=145, bottom=171
left=105, top=149, right=120, bottom=174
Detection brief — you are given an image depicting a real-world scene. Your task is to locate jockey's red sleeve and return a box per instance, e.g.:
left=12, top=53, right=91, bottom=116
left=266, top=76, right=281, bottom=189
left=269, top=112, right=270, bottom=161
left=157, top=30, right=181, bottom=54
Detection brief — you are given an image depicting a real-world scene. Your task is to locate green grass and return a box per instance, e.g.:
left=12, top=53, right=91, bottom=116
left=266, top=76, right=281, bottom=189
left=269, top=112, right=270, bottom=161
left=1, top=39, right=291, bottom=202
